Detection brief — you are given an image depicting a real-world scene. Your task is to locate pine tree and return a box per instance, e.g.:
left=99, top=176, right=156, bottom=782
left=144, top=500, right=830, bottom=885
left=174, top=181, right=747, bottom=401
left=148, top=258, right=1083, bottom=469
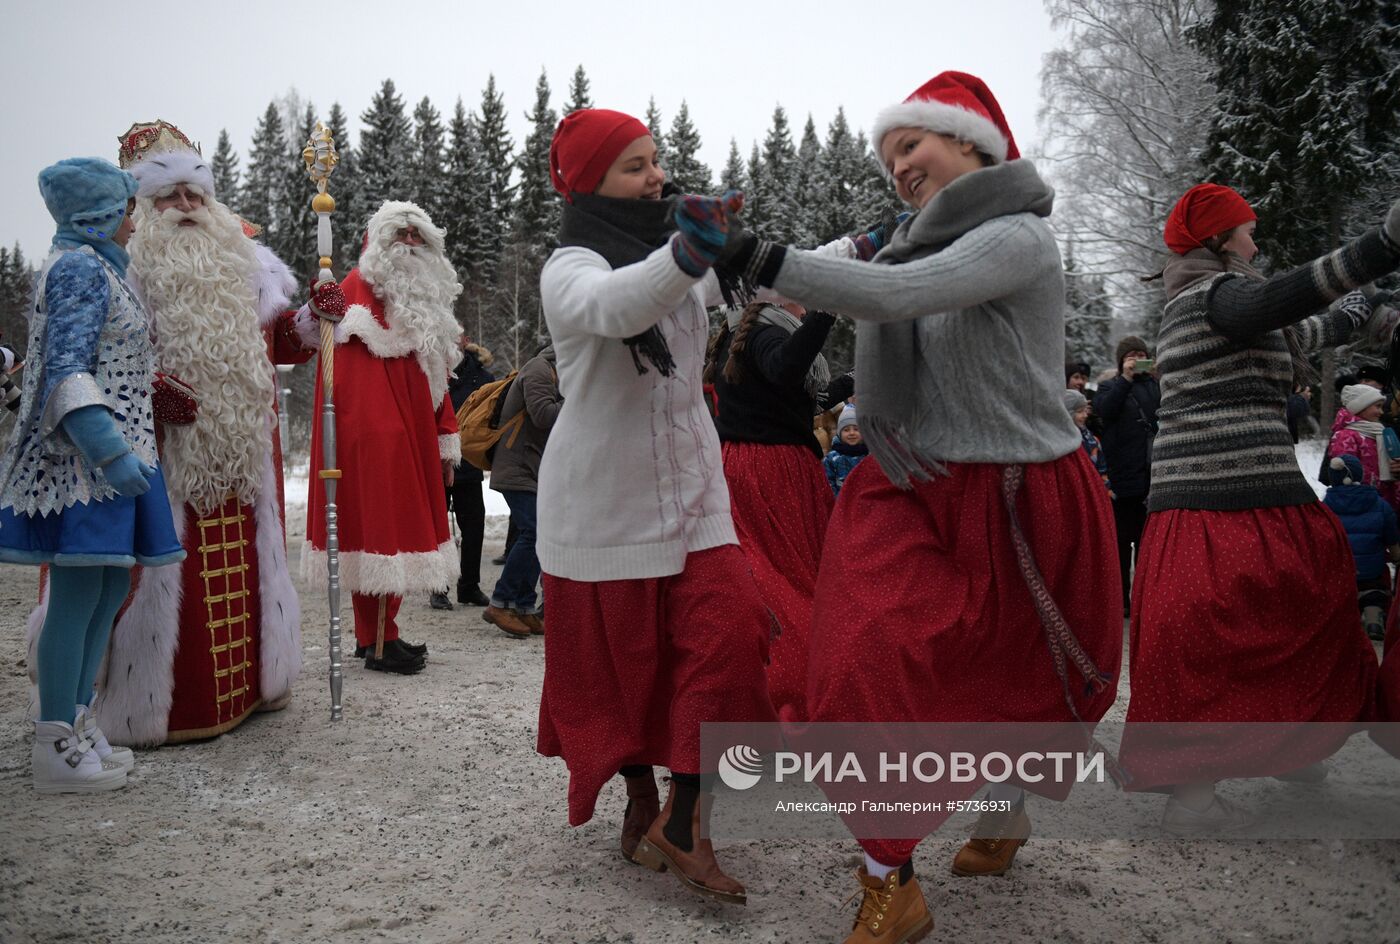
left=745, top=143, right=770, bottom=236
left=242, top=102, right=289, bottom=238
left=444, top=98, right=492, bottom=288
left=210, top=129, right=241, bottom=213
left=813, top=107, right=864, bottom=241
left=512, top=69, right=560, bottom=254
left=790, top=114, right=823, bottom=245
left=278, top=103, right=319, bottom=283
left=563, top=65, right=593, bottom=115
left=1063, top=242, right=1114, bottom=370
left=666, top=101, right=711, bottom=194
left=1194, top=2, right=1400, bottom=424
left=0, top=243, right=31, bottom=352
left=645, top=97, right=666, bottom=163
left=410, top=96, right=447, bottom=222
left=358, top=79, right=413, bottom=217
left=476, top=74, right=515, bottom=282
left=720, top=138, right=746, bottom=193
left=325, top=102, right=362, bottom=275
left=852, top=131, right=898, bottom=227
left=757, top=106, right=799, bottom=241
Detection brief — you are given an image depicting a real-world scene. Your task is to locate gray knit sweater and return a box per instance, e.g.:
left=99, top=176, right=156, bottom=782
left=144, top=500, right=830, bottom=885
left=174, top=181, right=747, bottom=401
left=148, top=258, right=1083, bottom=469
left=1149, top=228, right=1400, bottom=512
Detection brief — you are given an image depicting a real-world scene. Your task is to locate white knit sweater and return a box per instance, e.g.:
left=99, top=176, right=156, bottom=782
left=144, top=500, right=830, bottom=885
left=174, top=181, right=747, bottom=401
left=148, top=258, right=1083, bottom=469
left=536, top=241, right=734, bottom=581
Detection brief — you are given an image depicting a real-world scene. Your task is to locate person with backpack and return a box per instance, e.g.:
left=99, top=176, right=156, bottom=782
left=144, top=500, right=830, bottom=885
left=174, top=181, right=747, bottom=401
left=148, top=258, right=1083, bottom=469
left=443, top=335, right=496, bottom=608
left=534, top=108, right=777, bottom=906
left=482, top=344, right=560, bottom=638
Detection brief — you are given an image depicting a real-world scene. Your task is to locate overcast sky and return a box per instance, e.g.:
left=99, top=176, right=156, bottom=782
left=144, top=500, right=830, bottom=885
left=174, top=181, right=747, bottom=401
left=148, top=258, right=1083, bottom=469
left=1, top=0, right=1060, bottom=262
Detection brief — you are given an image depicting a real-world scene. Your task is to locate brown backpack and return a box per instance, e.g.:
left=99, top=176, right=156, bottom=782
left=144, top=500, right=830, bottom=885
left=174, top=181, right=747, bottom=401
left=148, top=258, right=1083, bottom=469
left=456, top=371, right=525, bottom=471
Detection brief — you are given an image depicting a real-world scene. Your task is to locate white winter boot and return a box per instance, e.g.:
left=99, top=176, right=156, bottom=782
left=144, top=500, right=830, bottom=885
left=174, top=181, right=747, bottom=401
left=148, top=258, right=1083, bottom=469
left=32, top=720, right=127, bottom=794
left=76, top=705, right=134, bottom=772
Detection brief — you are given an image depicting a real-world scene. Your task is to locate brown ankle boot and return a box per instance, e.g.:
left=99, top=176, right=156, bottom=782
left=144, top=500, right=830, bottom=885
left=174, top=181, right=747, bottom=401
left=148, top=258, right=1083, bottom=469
left=842, top=866, right=933, bottom=943
left=951, top=803, right=1031, bottom=876
left=620, top=772, right=660, bottom=863
left=483, top=605, right=532, bottom=639
left=632, top=781, right=746, bottom=904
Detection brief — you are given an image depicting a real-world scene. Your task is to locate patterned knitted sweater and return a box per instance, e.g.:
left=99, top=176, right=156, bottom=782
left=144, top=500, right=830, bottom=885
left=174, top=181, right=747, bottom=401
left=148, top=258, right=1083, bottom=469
left=1149, top=228, right=1400, bottom=512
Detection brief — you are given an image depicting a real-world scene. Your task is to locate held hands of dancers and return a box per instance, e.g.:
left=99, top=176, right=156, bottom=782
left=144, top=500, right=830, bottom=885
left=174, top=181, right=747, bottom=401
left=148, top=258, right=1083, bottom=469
left=671, top=190, right=745, bottom=277
left=61, top=404, right=153, bottom=497
left=852, top=210, right=913, bottom=261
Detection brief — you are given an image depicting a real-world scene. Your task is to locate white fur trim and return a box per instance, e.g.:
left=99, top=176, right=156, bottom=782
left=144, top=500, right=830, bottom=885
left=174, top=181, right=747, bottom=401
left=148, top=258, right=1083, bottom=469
left=252, top=244, right=298, bottom=328
left=253, top=425, right=301, bottom=704
left=439, top=433, right=461, bottom=465
left=339, top=304, right=450, bottom=406
left=300, top=539, right=459, bottom=597
left=364, top=201, right=446, bottom=257
left=130, top=150, right=217, bottom=200
left=91, top=502, right=188, bottom=747
left=871, top=100, right=1009, bottom=166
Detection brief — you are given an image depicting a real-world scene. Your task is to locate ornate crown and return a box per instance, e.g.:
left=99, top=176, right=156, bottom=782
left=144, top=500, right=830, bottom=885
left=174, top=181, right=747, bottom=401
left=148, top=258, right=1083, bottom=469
left=117, top=120, right=199, bottom=169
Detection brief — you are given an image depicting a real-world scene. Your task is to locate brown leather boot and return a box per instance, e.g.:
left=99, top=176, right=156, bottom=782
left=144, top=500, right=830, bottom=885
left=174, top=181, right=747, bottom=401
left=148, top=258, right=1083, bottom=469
left=631, top=781, right=746, bottom=904
left=950, top=802, right=1031, bottom=876
left=519, top=612, right=545, bottom=635
left=483, top=605, right=532, bottom=639
left=842, top=866, right=933, bottom=943
left=620, top=772, right=660, bottom=863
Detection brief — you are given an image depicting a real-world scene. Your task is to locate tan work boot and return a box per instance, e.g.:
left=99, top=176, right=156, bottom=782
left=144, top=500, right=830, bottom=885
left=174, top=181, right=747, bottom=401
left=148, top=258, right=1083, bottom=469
left=483, top=605, right=532, bottom=639
left=632, top=781, right=746, bottom=904
left=951, top=802, right=1031, bottom=876
left=620, top=771, right=660, bottom=863
left=842, top=866, right=933, bottom=943
left=519, top=612, right=545, bottom=635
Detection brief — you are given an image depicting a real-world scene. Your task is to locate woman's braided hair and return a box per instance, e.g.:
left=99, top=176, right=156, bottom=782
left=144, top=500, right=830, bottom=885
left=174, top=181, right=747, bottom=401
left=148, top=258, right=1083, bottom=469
left=721, top=302, right=767, bottom=386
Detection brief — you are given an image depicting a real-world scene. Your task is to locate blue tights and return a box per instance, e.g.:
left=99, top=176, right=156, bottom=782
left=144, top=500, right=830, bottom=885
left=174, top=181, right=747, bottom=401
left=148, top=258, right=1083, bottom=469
left=35, top=565, right=131, bottom=722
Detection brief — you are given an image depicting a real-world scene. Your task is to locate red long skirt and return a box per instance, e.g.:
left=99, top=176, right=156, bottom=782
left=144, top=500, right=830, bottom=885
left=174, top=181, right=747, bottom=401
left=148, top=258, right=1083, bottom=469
left=807, top=452, right=1121, bottom=865
left=722, top=441, right=833, bottom=721
left=1122, top=504, right=1379, bottom=788
left=537, top=544, right=777, bottom=826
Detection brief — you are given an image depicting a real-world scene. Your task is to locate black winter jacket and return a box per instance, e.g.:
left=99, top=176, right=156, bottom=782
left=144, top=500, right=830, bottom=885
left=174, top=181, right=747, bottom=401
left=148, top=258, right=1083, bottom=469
left=1094, top=372, right=1160, bottom=499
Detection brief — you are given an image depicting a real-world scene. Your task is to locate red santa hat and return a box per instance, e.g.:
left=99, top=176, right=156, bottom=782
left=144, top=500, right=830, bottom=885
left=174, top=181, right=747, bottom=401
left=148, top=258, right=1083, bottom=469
left=871, top=71, right=1019, bottom=165
left=549, top=108, right=652, bottom=201
left=117, top=120, right=216, bottom=199
left=1164, top=183, right=1256, bottom=255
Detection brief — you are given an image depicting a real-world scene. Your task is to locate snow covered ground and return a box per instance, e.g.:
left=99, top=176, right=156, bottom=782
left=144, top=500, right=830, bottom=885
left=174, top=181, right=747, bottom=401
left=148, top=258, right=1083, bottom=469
left=1295, top=436, right=1328, bottom=499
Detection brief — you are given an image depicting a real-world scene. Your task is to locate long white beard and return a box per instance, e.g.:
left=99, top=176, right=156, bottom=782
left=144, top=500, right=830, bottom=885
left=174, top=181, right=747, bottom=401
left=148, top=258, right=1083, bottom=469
left=360, top=241, right=463, bottom=401
left=129, top=201, right=274, bottom=514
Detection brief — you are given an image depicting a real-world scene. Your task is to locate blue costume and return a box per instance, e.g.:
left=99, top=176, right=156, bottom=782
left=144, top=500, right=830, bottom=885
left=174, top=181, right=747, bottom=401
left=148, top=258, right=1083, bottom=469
left=0, top=158, right=183, bottom=732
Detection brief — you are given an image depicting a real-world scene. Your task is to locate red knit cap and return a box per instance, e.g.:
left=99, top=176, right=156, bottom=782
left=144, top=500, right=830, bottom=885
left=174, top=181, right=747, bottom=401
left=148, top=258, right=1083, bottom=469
left=549, top=108, right=652, bottom=201
left=871, top=71, right=1019, bottom=164
left=1164, top=183, right=1256, bottom=255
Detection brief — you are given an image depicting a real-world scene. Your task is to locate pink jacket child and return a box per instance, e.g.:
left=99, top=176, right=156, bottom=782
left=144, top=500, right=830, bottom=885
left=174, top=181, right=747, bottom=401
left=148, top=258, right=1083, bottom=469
left=1330, top=383, right=1400, bottom=511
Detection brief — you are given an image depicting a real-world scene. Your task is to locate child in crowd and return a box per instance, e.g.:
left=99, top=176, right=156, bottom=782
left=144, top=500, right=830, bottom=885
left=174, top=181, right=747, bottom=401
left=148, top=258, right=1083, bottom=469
left=1324, top=453, right=1400, bottom=641
left=1330, top=383, right=1400, bottom=511
left=823, top=405, right=867, bottom=497
left=1065, top=389, right=1112, bottom=495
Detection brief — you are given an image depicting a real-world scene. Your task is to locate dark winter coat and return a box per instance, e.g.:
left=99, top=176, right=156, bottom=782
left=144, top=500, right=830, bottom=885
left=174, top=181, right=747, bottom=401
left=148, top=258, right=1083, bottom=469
left=489, top=346, right=561, bottom=494
left=824, top=440, right=868, bottom=496
left=449, top=345, right=496, bottom=482
left=712, top=312, right=852, bottom=456
left=1324, top=482, right=1400, bottom=581
left=1285, top=393, right=1311, bottom=444
left=1094, top=372, right=1160, bottom=499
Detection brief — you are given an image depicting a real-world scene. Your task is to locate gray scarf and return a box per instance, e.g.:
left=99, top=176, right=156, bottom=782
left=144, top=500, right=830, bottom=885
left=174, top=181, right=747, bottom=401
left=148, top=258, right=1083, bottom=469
left=724, top=302, right=831, bottom=397
left=857, top=160, right=1055, bottom=486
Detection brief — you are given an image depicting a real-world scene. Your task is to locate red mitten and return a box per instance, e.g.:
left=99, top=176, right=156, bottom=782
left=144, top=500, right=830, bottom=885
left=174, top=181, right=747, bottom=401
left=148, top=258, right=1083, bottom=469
left=152, top=372, right=198, bottom=425
left=310, top=278, right=347, bottom=322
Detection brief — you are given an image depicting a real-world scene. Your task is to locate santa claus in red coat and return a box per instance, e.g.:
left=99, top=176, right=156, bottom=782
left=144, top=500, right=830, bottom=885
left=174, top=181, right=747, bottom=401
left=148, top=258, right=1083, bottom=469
left=23, top=121, right=313, bottom=745
left=302, top=201, right=463, bottom=674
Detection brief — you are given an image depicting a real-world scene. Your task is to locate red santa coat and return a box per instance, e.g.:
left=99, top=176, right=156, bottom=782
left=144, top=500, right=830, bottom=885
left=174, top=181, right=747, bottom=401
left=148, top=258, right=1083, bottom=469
left=303, top=268, right=459, bottom=596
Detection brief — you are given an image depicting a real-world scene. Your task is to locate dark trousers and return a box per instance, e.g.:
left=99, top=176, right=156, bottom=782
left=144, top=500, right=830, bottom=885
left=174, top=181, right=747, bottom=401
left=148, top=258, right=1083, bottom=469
left=491, top=490, right=540, bottom=613
left=1113, top=495, right=1148, bottom=610
left=451, top=472, right=485, bottom=587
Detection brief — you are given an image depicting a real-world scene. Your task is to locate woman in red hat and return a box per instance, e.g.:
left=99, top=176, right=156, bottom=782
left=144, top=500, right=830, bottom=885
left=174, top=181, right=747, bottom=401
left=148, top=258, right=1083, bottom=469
left=1118, top=182, right=1400, bottom=831
left=714, top=71, right=1122, bottom=941
left=533, top=107, right=776, bottom=906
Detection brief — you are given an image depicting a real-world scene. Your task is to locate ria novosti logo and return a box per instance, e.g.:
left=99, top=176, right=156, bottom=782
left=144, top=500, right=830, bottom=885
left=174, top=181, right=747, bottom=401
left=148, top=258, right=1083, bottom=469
left=718, top=744, right=764, bottom=790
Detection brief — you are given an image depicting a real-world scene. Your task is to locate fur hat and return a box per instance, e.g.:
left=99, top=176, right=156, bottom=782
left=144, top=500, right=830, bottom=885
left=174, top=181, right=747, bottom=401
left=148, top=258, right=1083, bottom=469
left=38, top=157, right=137, bottom=240
left=1328, top=454, right=1365, bottom=487
left=871, top=71, right=1018, bottom=164
left=117, top=120, right=216, bottom=199
left=1065, top=359, right=1090, bottom=381
left=836, top=404, right=859, bottom=434
left=1063, top=389, right=1088, bottom=413
left=1341, top=383, right=1385, bottom=416
left=1115, top=336, right=1149, bottom=373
